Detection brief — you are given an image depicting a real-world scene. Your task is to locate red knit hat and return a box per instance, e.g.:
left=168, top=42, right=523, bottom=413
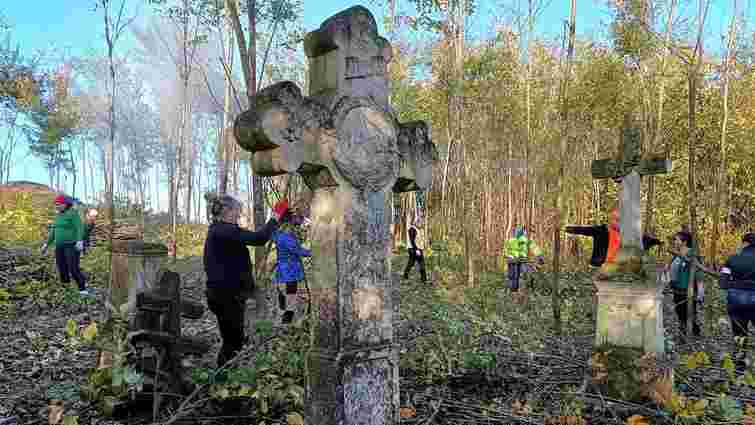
left=54, top=195, right=67, bottom=205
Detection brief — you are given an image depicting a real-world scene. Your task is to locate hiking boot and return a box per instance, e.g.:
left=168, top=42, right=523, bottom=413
left=282, top=311, right=294, bottom=324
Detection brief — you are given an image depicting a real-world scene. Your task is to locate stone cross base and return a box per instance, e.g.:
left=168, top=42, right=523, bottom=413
left=109, top=241, right=169, bottom=319
left=593, top=267, right=664, bottom=354
left=592, top=263, right=671, bottom=401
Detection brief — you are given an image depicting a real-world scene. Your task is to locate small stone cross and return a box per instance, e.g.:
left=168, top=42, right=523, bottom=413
left=591, top=116, right=671, bottom=265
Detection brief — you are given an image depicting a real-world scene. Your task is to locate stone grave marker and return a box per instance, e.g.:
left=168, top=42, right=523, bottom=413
left=589, top=115, right=672, bottom=399
left=102, top=241, right=210, bottom=417
left=233, top=6, right=438, bottom=424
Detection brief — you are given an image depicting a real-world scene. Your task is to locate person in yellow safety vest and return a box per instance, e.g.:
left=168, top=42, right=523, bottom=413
left=504, top=226, right=544, bottom=292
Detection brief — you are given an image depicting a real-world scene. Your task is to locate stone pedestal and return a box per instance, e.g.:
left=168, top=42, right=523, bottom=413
left=594, top=263, right=664, bottom=353
left=109, top=240, right=168, bottom=320
left=592, top=262, right=670, bottom=401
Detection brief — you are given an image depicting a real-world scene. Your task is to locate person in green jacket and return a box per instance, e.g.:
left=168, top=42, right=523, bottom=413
left=504, top=226, right=544, bottom=292
left=41, top=195, right=90, bottom=295
left=669, top=231, right=703, bottom=337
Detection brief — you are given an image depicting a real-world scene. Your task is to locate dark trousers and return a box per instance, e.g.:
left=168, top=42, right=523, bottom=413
left=55, top=243, right=86, bottom=291
left=507, top=262, right=523, bottom=291
left=726, top=289, right=755, bottom=338
left=206, top=286, right=246, bottom=368
left=672, top=286, right=700, bottom=336
left=403, top=248, right=427, bottom=282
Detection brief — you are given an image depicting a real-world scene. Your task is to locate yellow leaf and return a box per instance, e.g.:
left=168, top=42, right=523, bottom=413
left=82, top=322, right=97, bottom=342
left=722, top=354, right=735, bottom=370
left=697, top=351, right=711, bottom=366
left=626, top=415, right=649, bottom=425
left=62, top=416, right=79, bottom=425
left=667, top=392, right=685, bottom=414
left=65, top=319, right=77, bottom=338
left=286, top=412, right=305, bottom=425
left=683, top=354, right=698, bottom=370
left=688, top=398, right=708, bottom=417
left=399, top=407, right=417, bottom=418
left=238, top=385, right=254, bottom=397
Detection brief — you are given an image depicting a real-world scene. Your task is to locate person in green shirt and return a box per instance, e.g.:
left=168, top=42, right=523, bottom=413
left=41, top=195, right=90, bottom=295
left=669, top=231, right=703, bottom=338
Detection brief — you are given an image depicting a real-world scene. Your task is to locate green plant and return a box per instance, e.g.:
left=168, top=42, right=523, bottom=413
left=0, top=192, right=54, bottom=243
left=463, top=350, right=496, bottom=372
left=190, top=320, right=306, bottom=423
left=0, top=287, right=10, bottom=305
left=709, top=394, right=743, bottom=422
left=68, top=304, right=144, bottom=412
left=46, top=382, right=81, bottom=402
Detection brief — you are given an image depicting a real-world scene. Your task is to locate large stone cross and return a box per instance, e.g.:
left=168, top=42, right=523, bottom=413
left=591, top=115, right=671, bottom=272
left=233, top=6, right=437, bottom=425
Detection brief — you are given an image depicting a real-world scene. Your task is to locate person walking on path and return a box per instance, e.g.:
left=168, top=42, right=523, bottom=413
left=504, top=226, right=544, bottom=302
left=403, top=223, right=428, bottom=284
left=41, top=195, right=90, bottom=295
left=271, top=209, right=311, bottom=324
left=203, top=194, right=287, bottom=369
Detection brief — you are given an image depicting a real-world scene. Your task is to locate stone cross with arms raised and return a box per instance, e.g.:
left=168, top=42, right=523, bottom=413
left=591, top=115, right=672, bottom=274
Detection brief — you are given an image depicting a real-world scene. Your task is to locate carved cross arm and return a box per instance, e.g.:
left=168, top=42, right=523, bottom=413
left=233, top=81, right=337, bottom=189
left=394, top=121, right=439, bottom=193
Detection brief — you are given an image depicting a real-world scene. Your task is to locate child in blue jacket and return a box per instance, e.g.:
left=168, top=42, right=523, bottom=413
left=273, top=209, right=311, bottom=324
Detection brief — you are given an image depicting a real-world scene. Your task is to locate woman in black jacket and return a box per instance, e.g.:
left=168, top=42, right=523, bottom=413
left=203, top=194, right=289, bottom=368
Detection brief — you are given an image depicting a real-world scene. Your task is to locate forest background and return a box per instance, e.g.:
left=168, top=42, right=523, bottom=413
left=0, top=0, right=753, bottom=272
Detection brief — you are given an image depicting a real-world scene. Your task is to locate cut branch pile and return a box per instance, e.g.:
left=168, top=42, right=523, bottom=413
left=0, top=247, right=49, bottom=288
left=89, top=223, right=144, bottom=245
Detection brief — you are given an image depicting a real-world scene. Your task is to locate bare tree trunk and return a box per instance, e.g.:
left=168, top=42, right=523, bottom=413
left=218, top=20, right=234, bottom=195
left=552, top=0, right=576, bottom=335
left=644, top=0, right=676, bottom=234
left=686, top=0, right=710, bottom=337
left=524, top=0, right=534, bottom=231
left=711, top=1, right=738, bottom=267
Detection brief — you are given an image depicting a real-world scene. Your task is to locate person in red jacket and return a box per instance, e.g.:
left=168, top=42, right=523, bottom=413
left=565, top=209, right=662, bottom=267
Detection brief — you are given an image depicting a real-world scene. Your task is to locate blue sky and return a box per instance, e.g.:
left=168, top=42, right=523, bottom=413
left=0, top=0, right=750, bottom=209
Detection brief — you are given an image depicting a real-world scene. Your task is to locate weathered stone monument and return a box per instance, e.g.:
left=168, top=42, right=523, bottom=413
left=102, top=241, right=210, bottom=416
left=589, top=114, right=672, bottom=398
left=233, top=6, right=437, bottom=424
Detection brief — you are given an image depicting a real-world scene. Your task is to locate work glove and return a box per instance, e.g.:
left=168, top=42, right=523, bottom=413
left=40, top=243, right=48, bottom=255
left=272, top=199, right=289, bottom=221
left=76, top=241, right=84, bottom=252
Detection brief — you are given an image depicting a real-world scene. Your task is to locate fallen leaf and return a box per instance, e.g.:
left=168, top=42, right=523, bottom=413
left=48, top=400, right=64, bottom=425
left=689, top=398, right=708, bottom=416
left=81, top=322, right=97, bottom=343
left=399, top=407, right=417, bottom=418
left=62, top=416, right=79, bottom=425
left=65, top=319, right=77, bottom=338
left=286, top=412, right=305, bottom=425
left=97, top=351, right=113, bottom=369
left=626, top=414, right=649, bottom=425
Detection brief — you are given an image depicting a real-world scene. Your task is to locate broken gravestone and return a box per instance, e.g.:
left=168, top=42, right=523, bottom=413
left=101, top=241, right=210, bottom=417
left=233, top=6, right=438, bottom=424
left=589, top=114, right=672, bottom=400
